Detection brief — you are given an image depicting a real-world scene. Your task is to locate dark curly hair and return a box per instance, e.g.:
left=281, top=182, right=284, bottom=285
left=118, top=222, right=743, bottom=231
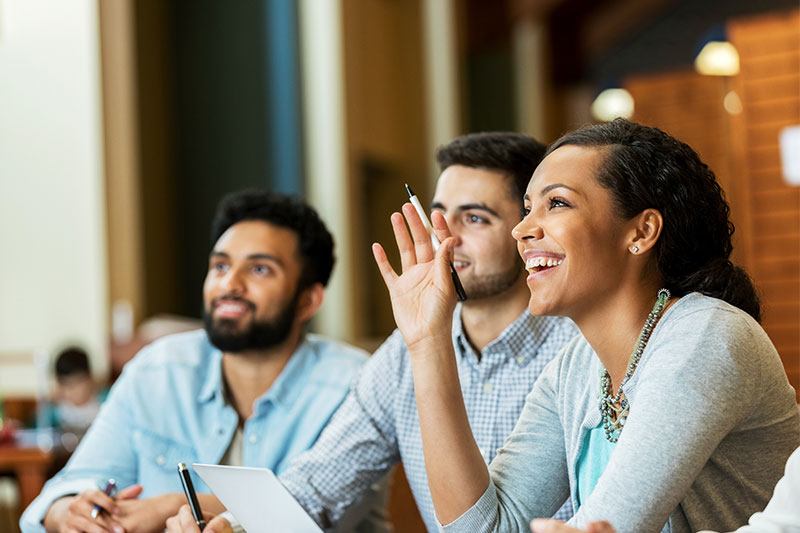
left=210, top=189, right=335, bottom=290
left=436, top=132, right=546, bottom=206
left=548, top=118, right=760, bottom=321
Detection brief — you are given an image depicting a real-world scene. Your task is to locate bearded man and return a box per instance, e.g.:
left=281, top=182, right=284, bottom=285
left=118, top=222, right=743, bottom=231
left=22, top=190, right=368, bottom=533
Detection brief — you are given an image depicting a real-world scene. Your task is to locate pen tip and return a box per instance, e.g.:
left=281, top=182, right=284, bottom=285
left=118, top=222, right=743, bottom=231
left=405, top=183, right=414, bottom=197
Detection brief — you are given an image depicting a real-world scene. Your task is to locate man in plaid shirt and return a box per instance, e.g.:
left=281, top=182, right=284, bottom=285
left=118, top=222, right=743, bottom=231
left=172, top=133, right=578, bottom=532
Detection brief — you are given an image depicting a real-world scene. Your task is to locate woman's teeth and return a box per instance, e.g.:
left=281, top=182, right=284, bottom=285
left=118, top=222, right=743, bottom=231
left=526, top=257, right=563, bottom=273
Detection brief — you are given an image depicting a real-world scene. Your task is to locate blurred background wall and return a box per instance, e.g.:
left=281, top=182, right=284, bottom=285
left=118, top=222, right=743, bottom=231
left=0, top=0, right=797, bottom=403
left=0, top=0, right=108, bottom=393
left=0, top=0, right=796, bottom=398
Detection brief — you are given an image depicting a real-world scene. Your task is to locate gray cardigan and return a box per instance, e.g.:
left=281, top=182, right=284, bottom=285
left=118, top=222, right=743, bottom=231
left=442, top=293, right=800, bottom=533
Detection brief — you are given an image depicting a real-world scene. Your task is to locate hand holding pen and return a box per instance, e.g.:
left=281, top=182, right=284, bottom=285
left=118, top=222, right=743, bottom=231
left=405, top=184, right=467, bottom=301
left=178, top=463, right=207, bottom=531
left=44, top=481, right=125, bottom=533
left=372, top=197, right=462, bottom=351
left=91, top=478, right=117, bottom=520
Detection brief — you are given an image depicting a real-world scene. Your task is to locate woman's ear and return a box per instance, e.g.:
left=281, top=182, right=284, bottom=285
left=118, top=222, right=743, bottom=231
left=627, top=208, right=663, bottom=256
left=295, top=283, right=325, bottom=324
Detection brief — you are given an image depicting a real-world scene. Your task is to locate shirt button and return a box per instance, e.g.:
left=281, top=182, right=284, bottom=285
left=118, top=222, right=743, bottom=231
left=482, top=382, right=493, bottom=394
left=249, top=434, right=258, bottom=444
left=516, top=355, right=525, bottom=364
left=156, top=455, right=166, bottom=465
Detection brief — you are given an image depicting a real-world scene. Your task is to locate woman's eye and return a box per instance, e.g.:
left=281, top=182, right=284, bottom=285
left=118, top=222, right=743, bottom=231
left=549, top=197, right=569, bottom=209
left=521, top=206, right=532, bottom=217
left=213, top=262, right=229, bottom=273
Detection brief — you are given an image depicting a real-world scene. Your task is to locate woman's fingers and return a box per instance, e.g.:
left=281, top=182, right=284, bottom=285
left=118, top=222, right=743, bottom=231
left=530, top=519, right=616, bottom=533
left=587, top=521, right=616, bottom=533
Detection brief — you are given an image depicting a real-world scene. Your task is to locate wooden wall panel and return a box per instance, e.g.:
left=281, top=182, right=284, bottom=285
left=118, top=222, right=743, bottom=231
left=625, top=71, right=733, bottom=184
left=730, top=9, right=800, bottom=398
left=626, top=7, right=800, bottom=399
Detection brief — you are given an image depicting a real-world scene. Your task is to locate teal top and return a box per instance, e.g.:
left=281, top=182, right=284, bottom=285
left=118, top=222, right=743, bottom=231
left=575, top=423, right=616, bottom=508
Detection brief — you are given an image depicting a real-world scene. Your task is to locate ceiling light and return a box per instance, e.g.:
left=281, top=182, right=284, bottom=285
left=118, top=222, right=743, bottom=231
left=695, top=41, right=740, bottom=76
left=590, top=88, right=634, bottom=122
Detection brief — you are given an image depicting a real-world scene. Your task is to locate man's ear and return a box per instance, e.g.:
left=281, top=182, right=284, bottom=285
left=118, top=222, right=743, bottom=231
left=626, top=208, right=663, bottom=256
left=295, top=283, right=325, bottom=324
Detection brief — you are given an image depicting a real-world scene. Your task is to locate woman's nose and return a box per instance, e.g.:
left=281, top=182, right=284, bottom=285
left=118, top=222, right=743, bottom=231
left=512, top=213, right=543, bottom=242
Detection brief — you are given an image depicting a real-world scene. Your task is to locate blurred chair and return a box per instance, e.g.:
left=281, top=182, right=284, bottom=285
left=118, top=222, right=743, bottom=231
left=109, top=314, right=202, bottom=379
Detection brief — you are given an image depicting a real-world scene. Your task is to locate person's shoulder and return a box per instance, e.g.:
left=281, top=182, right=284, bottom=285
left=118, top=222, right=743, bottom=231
left=124, top=329, right=216, bottom=372
left=653, top=292, right=777, bottom=371
left=668, top=291, right=748, bottom=317
left=304, top=333, right=369, bottom=375
left=110, top=330, right=218, bottom=400
left=663, top=292, right=762, bottom=337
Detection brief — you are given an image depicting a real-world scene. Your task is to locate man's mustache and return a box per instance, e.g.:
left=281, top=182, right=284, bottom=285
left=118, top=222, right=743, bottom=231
left=210, top=295, right=256, bottom=312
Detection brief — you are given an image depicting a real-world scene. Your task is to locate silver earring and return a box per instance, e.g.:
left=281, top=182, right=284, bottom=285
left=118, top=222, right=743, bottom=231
left=631, top=246, right=639, bottom=253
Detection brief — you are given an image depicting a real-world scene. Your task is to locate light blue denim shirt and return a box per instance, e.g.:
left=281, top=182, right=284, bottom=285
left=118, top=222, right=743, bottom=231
left=20, top=329, right=368, bottom=533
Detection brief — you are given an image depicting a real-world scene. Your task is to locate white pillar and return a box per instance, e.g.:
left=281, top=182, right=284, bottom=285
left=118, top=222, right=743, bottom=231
left=513, top=17, right=548, bottom=140
left=297, top=0, right=355, bottom=341
left=422, top=0, right=460, bottom=188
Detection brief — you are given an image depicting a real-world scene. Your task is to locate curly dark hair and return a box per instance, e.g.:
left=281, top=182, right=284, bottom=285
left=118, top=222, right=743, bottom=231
left=210, top=190, right=335, bottom=290
left=436, top=132, right=546, bottom=206
left=548, top=118, right=760, bottom=321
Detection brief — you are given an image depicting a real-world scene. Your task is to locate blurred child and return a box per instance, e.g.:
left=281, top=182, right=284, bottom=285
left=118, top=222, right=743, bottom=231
left=48, top=347, right=105, bottom=435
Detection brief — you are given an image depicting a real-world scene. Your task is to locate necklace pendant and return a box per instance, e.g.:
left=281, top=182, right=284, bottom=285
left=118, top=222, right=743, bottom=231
left=598, top=288, right=671, bottom=444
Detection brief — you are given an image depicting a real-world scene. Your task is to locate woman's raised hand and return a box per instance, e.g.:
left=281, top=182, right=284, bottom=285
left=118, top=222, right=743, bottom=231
left=372, top=203, right=458, bottom=353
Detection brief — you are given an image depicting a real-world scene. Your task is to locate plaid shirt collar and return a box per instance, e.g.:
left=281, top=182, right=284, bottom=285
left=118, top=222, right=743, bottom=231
left=452, top=303, right=559, bottom=367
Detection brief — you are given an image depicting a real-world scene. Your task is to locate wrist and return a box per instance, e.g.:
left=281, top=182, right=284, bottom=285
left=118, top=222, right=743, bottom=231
left=157, top=493, right=186, bottom=519
left=44, top=496, right=75, bottom=533
left=406, top=333, right=453, bottom=360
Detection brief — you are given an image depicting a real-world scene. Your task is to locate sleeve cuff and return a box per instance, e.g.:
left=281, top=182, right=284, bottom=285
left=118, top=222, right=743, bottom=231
left=217, top=511, right=246, bottom=533
left=438, top=482, right=497, bottom=533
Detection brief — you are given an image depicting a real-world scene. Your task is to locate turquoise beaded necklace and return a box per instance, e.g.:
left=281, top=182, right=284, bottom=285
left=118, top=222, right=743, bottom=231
left=599, top=288, right=671, bottom=443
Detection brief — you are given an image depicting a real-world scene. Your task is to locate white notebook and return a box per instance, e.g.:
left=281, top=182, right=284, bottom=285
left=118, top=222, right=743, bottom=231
left=192, top=463, right=323, bottom=533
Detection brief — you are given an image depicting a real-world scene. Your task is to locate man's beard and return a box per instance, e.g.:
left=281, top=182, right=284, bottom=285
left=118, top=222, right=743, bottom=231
left=203, top=291, right=299, bottom=353
left=463, top=260, right=525, bottom=300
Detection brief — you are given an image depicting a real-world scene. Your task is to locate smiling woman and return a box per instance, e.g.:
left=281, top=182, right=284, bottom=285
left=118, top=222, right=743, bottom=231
left=371, top=119, right=800, bottom=533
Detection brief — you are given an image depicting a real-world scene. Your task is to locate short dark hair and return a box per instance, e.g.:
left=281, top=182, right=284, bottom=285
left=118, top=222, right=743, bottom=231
left=55, top=347, right=91, bottom=380
left=210, top=190, right=335, bottom=290
left=549, top=118, right=760, bottom=321
left=436, top=132, right=547, bottom=205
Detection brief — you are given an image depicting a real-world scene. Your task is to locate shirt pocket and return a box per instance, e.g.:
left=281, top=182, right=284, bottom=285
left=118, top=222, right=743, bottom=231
left=131, top=428, right=204, bottom=495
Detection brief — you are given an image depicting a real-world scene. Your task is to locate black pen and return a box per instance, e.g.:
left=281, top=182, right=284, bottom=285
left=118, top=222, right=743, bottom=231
left=91, top=478, right=117, bottom=520
left=178, top=463, right=207, bottom=531
left=405, top=184, right=468, bottom=301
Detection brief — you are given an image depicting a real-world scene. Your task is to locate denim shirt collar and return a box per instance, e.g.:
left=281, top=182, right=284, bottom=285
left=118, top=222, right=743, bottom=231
left=198, top=338, right=224, bottom=403
left=197, top=334, right=313, bottom=412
